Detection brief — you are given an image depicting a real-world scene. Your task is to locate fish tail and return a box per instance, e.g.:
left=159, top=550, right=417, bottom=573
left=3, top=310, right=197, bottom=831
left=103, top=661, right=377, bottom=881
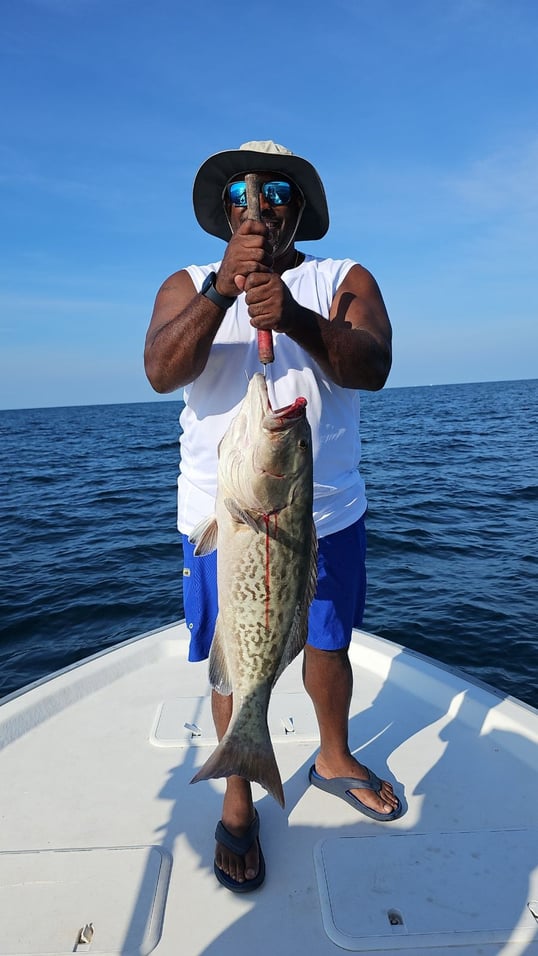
left=190, top=728, right=285, bottom=808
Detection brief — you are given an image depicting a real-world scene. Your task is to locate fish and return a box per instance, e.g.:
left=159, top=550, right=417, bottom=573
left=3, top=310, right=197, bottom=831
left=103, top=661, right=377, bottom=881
left=189, top=372, right=317, bottom=807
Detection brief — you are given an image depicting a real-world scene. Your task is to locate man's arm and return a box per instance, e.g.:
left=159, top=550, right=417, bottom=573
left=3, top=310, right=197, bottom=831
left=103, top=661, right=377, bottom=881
left=144, top=221, right=273, bottom=393
left=144, top=270, right=226, bottom=393
left=243, top=264, right=393, bottom=391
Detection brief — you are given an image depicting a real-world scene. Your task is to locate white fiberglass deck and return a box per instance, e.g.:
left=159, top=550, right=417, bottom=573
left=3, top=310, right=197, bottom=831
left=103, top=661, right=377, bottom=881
left=1, top=621, right=537, bottom=955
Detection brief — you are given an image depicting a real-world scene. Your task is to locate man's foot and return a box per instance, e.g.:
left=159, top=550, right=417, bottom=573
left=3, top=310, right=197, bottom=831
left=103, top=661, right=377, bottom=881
left=214, top=785, right=264, bottom=891
left=312, top=753, right=402, bottom=818
left=214, top=810, right=265, bottom=893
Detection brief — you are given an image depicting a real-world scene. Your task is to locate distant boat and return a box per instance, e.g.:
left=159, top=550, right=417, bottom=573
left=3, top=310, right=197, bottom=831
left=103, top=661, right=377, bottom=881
left=1, top=620, right=537, bottom=954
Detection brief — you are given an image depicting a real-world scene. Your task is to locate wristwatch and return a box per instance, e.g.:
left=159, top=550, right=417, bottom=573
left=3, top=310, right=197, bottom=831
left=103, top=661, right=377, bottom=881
left=200, top=272, right=236, bottom=310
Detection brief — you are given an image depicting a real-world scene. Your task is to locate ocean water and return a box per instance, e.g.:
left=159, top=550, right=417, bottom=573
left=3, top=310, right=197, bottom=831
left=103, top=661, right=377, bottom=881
left=1, top=379, right=537, bottom=707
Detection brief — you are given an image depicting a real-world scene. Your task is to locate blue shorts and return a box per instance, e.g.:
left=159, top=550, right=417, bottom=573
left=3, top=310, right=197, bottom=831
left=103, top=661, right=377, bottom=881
left=182, top=514, right=367, bottom=660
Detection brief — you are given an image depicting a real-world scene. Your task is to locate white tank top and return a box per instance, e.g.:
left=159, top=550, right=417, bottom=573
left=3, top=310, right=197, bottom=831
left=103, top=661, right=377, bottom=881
left=177, top=254, right=367, bottom=538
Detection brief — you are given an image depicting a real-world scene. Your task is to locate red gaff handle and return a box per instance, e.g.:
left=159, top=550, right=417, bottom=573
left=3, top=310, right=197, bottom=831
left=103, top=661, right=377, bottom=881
left=257, top=329, right=274, bottom=365
left=245, top=173, right=274, bottom=367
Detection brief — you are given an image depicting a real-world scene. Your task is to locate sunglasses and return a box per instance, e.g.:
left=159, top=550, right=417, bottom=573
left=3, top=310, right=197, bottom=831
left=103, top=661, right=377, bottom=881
left=226, top=180, right=293, bottom=207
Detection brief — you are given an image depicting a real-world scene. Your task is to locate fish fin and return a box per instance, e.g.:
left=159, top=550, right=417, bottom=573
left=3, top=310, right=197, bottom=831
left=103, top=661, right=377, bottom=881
left=208, top=620, right=233, bottom=696
left=188, top=515, right=218, bottom=555
left=272, top=520, right=318, bottom=686
left=224, top=498, right=261, bottom=533
left=190, top=716, right=285, bottom=808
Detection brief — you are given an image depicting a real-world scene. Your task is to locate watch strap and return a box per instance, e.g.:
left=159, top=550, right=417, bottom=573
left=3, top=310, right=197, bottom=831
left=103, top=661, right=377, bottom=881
left=201, top=272, right=236, bottom=310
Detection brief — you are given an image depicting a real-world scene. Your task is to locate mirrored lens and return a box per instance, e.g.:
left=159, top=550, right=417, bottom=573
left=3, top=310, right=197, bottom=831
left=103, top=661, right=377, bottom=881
left=228, top=182, right=248, bottom=206
left=227, top=180, right=292, bottom=207
left=263, top=181, right=291, bottom=205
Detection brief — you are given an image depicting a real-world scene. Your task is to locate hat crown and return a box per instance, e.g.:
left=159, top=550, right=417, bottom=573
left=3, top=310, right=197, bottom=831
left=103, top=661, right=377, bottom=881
left=239, top=140, right=294, bottom=157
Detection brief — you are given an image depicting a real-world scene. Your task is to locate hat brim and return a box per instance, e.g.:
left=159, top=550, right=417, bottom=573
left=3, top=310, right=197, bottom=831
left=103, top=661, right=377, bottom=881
left=192, top=148, right=329, bottom=242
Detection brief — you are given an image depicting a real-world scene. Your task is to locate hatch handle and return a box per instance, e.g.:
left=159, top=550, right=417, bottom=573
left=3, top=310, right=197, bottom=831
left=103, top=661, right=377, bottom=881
left=74, top=923, right=94, bottom=951
left=184, top=721, right=202, bottom=737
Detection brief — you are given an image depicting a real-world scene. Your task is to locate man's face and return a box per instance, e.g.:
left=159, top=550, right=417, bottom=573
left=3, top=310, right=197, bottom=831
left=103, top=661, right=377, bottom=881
left=225, top=171, right=303, bottom=258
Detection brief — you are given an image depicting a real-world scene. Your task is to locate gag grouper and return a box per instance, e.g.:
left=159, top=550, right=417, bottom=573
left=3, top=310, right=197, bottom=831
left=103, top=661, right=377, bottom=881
left=189, top=372, right=317, bottom=807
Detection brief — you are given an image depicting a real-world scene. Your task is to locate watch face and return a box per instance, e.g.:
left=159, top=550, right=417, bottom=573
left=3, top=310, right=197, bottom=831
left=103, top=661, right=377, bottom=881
left=200, top=271, right=235, bottom=309
left=201, top=272, right=216, bottom=294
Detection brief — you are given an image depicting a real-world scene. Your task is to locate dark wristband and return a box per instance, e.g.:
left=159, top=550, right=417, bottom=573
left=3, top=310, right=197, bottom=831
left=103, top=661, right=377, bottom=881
left=200, top=272, right=236, bottom=310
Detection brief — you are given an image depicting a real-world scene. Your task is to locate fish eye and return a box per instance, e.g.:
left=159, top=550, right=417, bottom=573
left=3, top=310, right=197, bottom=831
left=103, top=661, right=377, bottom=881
left=298, top=439, right=308, bottom=449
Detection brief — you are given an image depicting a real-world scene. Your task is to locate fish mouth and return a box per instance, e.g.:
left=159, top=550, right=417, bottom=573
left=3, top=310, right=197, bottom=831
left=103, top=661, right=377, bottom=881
left=264, top=396, right=307, bottom=432
left=249, top=372, right=307, bottom=431
left=273, top=396, right=307, bottom=419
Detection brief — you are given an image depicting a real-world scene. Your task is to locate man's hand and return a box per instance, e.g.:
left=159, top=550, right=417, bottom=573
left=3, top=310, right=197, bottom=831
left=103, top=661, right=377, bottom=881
left=215, top=220, right=273, bottom=298
left=241, top=272, right=297, bottom=333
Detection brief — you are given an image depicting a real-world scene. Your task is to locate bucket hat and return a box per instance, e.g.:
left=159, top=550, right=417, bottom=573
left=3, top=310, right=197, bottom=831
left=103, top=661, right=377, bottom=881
left=192, top=140, right=329, bottom=242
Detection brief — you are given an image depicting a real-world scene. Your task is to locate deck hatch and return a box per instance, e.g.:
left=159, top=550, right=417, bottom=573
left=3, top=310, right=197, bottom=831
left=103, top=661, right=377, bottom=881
left=314, top=828, right=538, bottom=951
left=151, top=692, right=319, bottom=747
left=0, top=845, right=171, bottom=956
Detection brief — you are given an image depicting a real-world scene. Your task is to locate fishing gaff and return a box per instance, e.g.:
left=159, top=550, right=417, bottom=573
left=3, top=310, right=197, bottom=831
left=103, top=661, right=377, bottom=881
left=245, top=173, right=275, bottom=369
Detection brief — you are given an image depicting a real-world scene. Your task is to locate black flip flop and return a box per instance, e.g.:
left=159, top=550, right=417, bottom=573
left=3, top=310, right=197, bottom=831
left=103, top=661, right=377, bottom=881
left=309, top=764, right=404, bottom=821
left=214, top=809, right=266, bottom=893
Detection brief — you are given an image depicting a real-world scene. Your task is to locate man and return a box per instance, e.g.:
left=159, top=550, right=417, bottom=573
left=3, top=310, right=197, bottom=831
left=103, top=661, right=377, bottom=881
left=145, top=140, right=402, bottom=893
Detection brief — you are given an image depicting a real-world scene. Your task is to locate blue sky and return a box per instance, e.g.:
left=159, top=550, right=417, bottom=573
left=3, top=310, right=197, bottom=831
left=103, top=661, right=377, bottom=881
left=1, top=0, right=537, bottom=408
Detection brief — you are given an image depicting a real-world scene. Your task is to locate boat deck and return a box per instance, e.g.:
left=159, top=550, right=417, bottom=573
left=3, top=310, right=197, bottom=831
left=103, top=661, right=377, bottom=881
left=1, top=622, right=537, bottom=955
